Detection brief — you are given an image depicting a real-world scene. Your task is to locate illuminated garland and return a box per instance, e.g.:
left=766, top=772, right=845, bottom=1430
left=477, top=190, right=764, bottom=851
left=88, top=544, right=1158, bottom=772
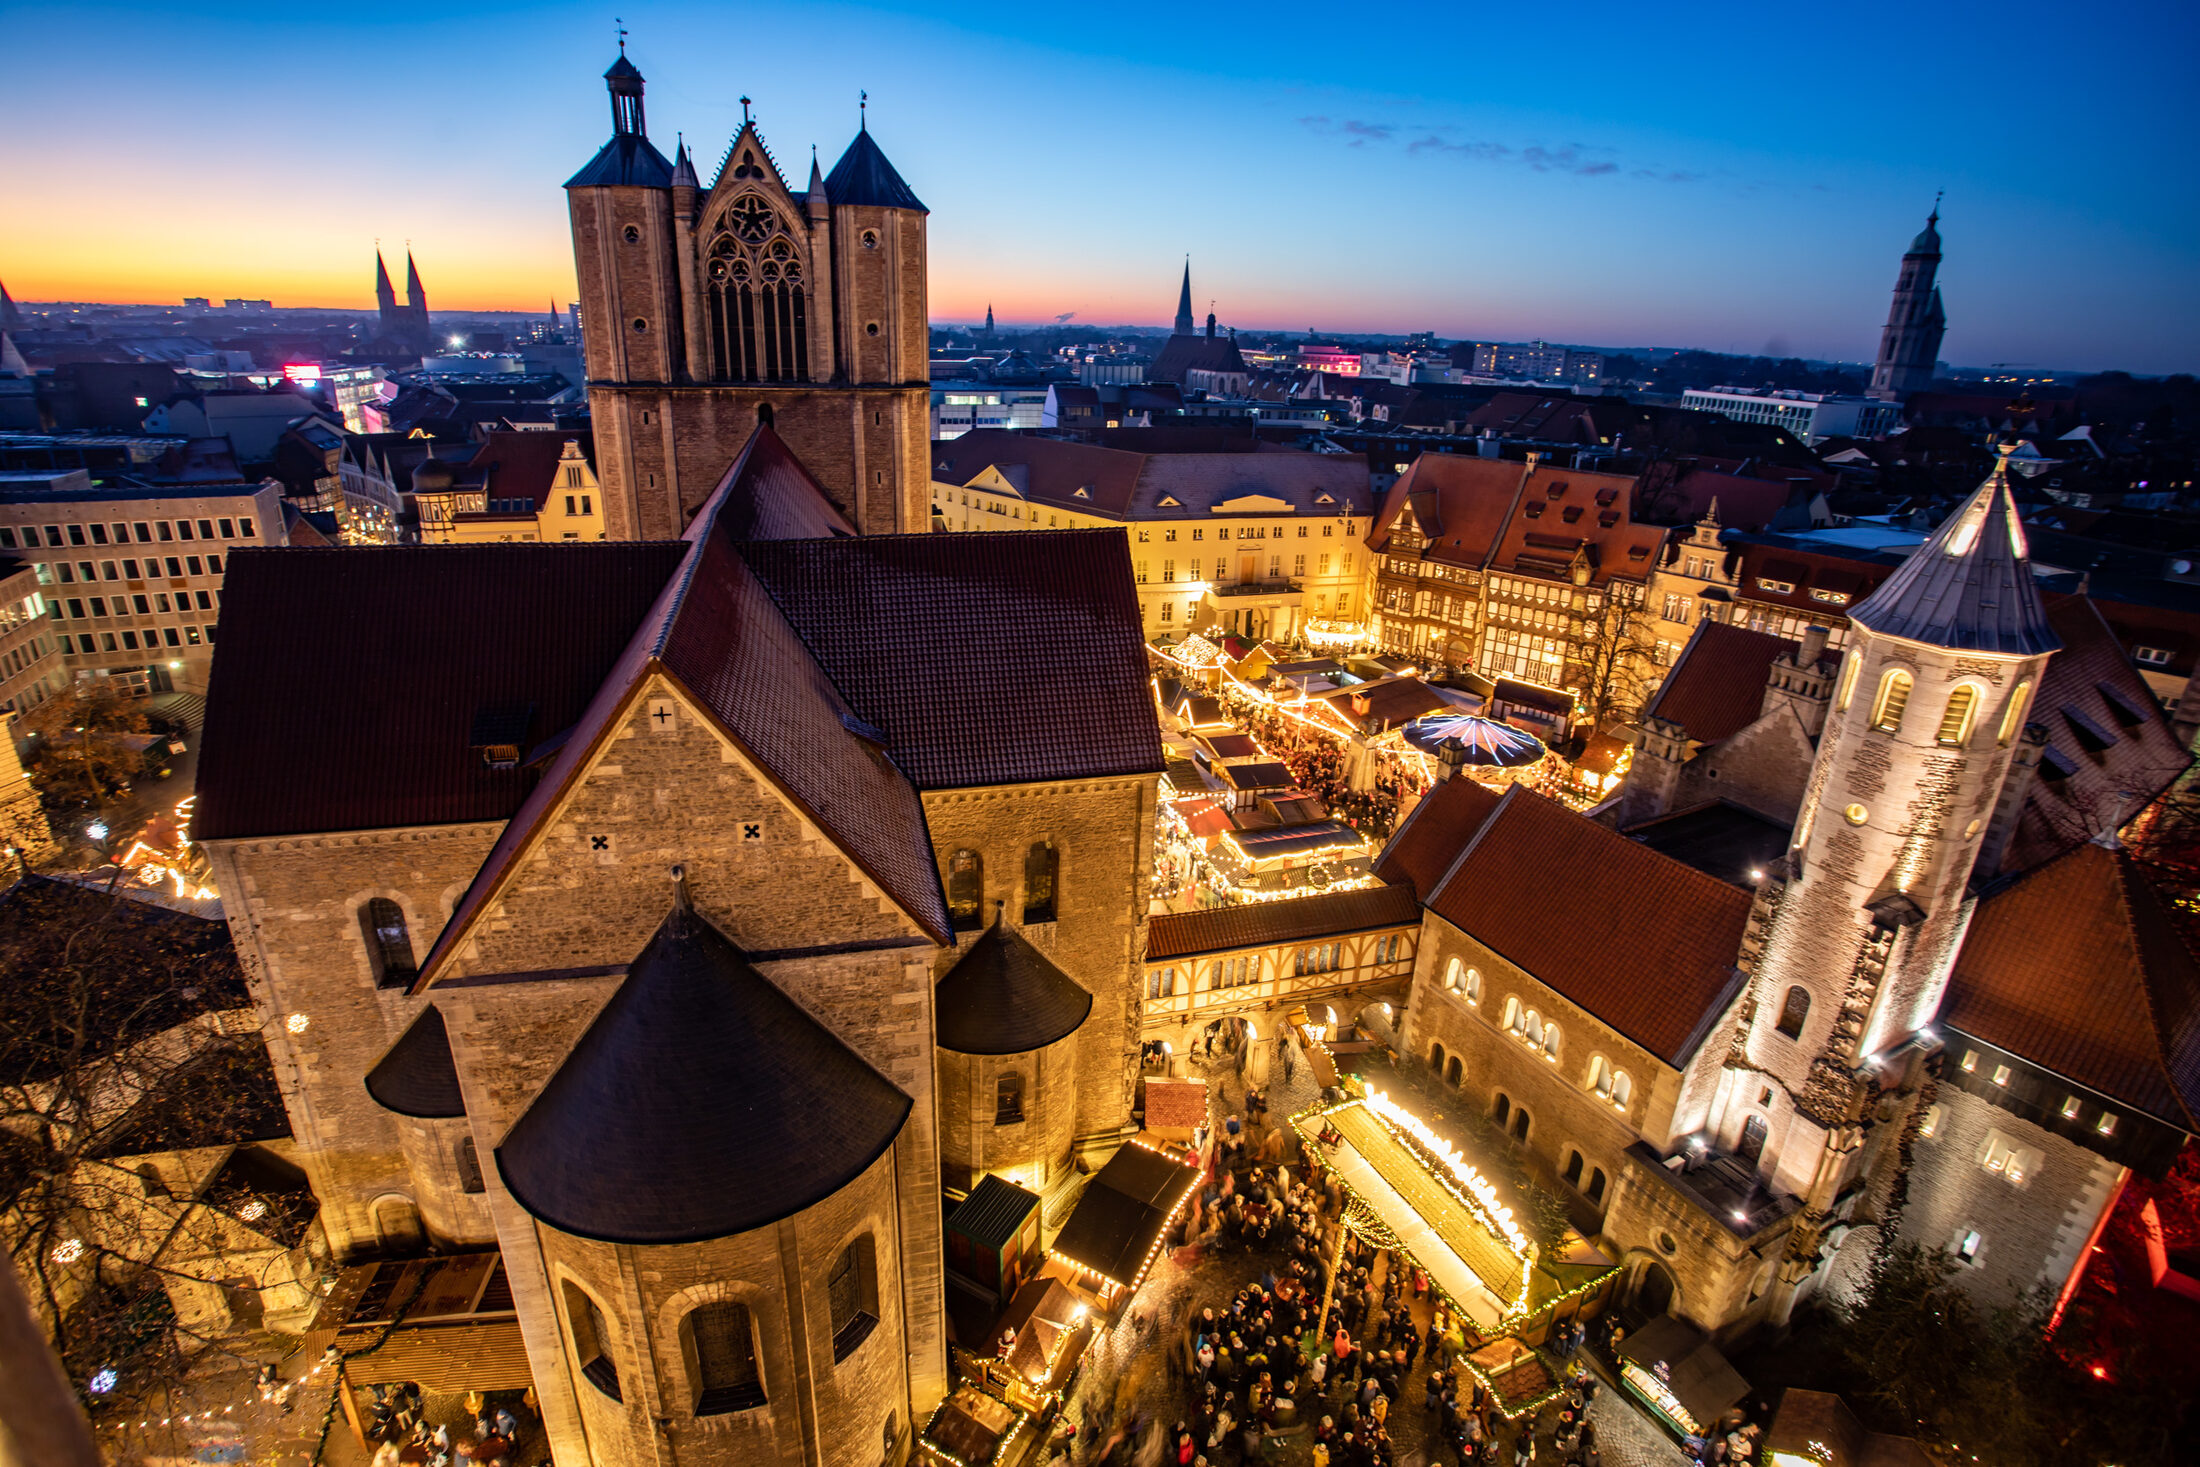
left=1363, top=1089, right=1534, bottom=1259
left=1046, top=1143, right=1198, bottom=1297
left=1459, top=1342, right=1569, bottom=1422
left=917, top=1392, right=1031, bottom=1467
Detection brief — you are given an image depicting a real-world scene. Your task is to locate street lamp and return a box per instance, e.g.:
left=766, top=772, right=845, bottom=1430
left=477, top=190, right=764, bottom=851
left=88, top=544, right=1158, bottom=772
left=86, top=821, right=109, bottom=843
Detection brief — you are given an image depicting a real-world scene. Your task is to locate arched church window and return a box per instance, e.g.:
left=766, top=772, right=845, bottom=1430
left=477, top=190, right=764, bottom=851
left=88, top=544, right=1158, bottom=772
left=1777, top=986, right=1811, bottom=1039
left=1022, top=841, right=1057, bottom=924
left=1870, top=669, right=1912, bottom=733
left=456, top=1136, right=485, bottom=1195
left=945, top=850, right=982, bottom=932
left=1511, top=1106, right=1531, bottom=1141
left=1611, top=1071, right=1633, bottom=1108
left=1542, top=1022, right=1561, bottom=1060
left=995, top=1074, right=1024, bottom=1126
left=1586, top=1168, right=1607, bottom=1205
left=684, top=1300, right=764, bottom=1413
left=1445, top=1055, right=1462, bottom=1087
left=1522, top=1010, right=1544, bottom=1047
left=358, top=899, right=415, bottom=989
left=1998, top=679, right=2032, bottom=746
left=1590, top=1055, right=1613, bottom=1096
left=828, top=1235, right=880, bottom=1361
left=1430, top=1042, right=1446, bottom=1074
left=1444, top=957, right=1463, bottom=992
left=1501, top=996, right=1521, bottom=1033
left=564, top=1281, right=622, bottom=1401
left=1465, top=967, right=1482, bottom=1004
left=1492, top=1092, right=1511, bottom=1127
left=1563, top=1150, right=1584, bottom=1186
left=1937, top=686, right=1977, bottom=746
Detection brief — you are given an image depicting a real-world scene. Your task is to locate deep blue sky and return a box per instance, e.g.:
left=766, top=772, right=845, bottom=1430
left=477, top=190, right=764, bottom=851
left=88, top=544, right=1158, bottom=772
left=4, top=1, right=2194, bottom=371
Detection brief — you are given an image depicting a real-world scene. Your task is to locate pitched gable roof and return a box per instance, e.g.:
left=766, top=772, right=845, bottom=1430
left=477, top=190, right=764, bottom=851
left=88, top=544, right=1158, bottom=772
left=1368, top=455, right=1526, bottom=566
left=738, top=530, right=1162, bottom=790
left=1944, top=841, right=2200, bottom=1128
left=496, top=890, right=912, bottom=1243
left=699, top=423, right=855, bottom=540
left=1643, top=622, right=1794, bottom=745
left=1144, top=883, right=1422, bottom=962
left=1373, top=776, right=1503, bottom=898
left=2003, top=595, right=2193, bottom=877
left=824, top=128, right=926, bottom=211
left=195, top=542, right=688, bottom=841
left=422, top=479, right=950, bottom=979
left=1424, top=787, right=1753, bottom=1065
left=468, top=431, right=593, bottom=513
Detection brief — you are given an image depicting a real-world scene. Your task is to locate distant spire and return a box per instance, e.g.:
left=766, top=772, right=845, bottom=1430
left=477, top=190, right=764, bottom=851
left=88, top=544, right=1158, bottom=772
left=670, top=134, right=699, bottom=189
left=404, top=252, right=426, bottom=312
left=985, top=304, right=995, bottom=334
left=0, top=278, right=21, bottom=333
left=1174, top=259, right=1194, bottom=335
left=373, top=251, right=397, bottom=315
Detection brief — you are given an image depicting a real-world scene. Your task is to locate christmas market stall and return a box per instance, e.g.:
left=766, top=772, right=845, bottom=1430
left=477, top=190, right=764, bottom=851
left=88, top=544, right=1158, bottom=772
left=981, top=1276, right=1094, bottom=1413
left=1291, top=1087, right=1619, bottom=1379
left=916, top=1383, right=1030, bottom=1467
left=1616, top=1315, right=1750, bottom=1444
left=1210, top=820, right=1371, bottom=889
left=1046, top=1138, right=1199, bottom=1307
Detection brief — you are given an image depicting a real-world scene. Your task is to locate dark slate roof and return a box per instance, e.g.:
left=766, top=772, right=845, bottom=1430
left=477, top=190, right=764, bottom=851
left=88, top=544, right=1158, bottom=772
left=946, top=1174, right=1039, bottom=1250
left=1848, top=455, right=2059, bottom=655
left=824, top=129, right=926, bottom=212
left=364, top=1005, right=466, bottom=1119
left=1144, top=883, right=1421, bottom=962
left=496, top=891, right=912, bottom=1244
left=1049, top=1142, right=1198, bottom=1288
left=1623, top=800, right=1792, bottom=891
left=566, top=133, right=677, bottom=189
left=739, top=530, right=1163, bottom=790
left=935, top=915, right=1093, bottom=1056
left=195, top=543, right=687, bottom=841
left=1424, top=787, right=1752, bottom=1066
left=1149, top=333, right=1248, bottom=386
left=1943, top=841, right=2200, bottom=1128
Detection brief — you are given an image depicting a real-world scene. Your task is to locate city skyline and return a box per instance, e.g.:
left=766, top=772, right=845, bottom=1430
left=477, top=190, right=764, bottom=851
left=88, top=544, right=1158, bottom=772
left=3, top=0, right=2196, bottom=373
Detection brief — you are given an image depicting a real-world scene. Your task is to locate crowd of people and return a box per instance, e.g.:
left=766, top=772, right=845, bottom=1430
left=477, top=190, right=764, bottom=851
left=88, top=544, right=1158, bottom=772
left=360, top=1384, right=532, bottom=1466
left=1058, top=1047, right=1613, bottom=1467
left=1231, top=703, right=1427, bottom=842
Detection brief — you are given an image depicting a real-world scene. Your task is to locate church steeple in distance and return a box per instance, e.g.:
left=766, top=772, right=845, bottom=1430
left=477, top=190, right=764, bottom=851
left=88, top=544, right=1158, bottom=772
left=1174, top=260, right=1195, bottom=335
left=1870, top=195, right=1947, bottom=400
left=374, top=250, right=398, bottom=317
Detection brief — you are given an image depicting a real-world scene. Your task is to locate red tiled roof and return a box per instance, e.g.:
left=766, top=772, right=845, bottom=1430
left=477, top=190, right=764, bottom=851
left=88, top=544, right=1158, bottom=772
left=1144, top=883, right=1422, bottom=962
left=1943, top=840, right=2200, bottom=1127
left=1423, top=787, right=1752, bottom=1065
left=1489, top=466, right=1666, bottom=586
left=1734, top=542, right=1894, bottom=616
left=739, top=530, right=1163, bottom=790
left=2005, top=596, right=2193, bottom=877
left=194, top=542, right=687, bottom=841
left=1143, top=1077, right=1209, bottom=1130
left=468, top=431, right=593, bottom=513
left=1368, top=455, right=1525, bottom=565
left=693, top=424, right=855, bottom=540
left=1373, top=777, right=1503, bottom=897
left=1642, top=622, right=1793, bottom=744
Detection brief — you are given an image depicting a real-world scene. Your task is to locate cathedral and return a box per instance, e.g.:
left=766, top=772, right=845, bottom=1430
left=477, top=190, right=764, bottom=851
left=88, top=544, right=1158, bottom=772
left=371, top=249, right=434, bottom=358
left=565, top=48, right=932, bottom=540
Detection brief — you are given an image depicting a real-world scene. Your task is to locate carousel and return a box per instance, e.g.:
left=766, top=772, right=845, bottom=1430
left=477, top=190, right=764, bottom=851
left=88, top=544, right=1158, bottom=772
left=1401, top=713, right=1551, bottom=788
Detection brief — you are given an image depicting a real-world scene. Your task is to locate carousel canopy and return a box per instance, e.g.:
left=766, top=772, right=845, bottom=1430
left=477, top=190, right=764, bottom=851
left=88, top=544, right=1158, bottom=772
left=1404, top=713, right=1548, bottom=767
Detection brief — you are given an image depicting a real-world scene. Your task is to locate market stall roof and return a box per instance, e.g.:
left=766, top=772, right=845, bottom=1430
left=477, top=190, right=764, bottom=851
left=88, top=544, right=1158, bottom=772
left=1217, top=760, right=1295, bottom=792
left=1619, top=1316, right=1750, bottom=1430
left=934, top=910, right=1094, bottom=1056
left=1767, top=1388, right=1934, bottom=1467
left=1463, top=1336, right=1565, bottom=1419
left=1176, top=797, right=1234, bottom=840
left=1141, top=1077, right=1209, bottom=1132
left=999, top=1277, right=1092, bottom=1393
left=1402, top=712, right=1548, bottom=766
left=364, top=1004, right=466, bottom=1119
left=1295, top=1095, right=1533, bottom=1329
left=1177, top=694, right=1230, bottom=728
left=921, top=1385, right=1028, bottom=1466
left=1193, top=732, right=1264, bottom=762
left=947, top=1175, right=1040, bottom=1254
left=1049, top=1141, right=1198, bottom=1290
left=1221, top=821, right=1366, bottom=864
left=496, top=885, right=912, bottom=1244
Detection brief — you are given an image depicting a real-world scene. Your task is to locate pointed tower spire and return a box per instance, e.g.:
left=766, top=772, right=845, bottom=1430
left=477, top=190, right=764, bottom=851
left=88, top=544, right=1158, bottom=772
left=1847, top=447, right=2058, bottom=655
left=0, top=278, right=25, bottom=333
left=1174, top=259, right=1194, bottom=335
left=670, top=134, right=699, bottom=189
left=984, top=304, right=995, bottom=335
left=373, top=251, right=397, bottom=316
left=404, top=252, right=426, bottom=312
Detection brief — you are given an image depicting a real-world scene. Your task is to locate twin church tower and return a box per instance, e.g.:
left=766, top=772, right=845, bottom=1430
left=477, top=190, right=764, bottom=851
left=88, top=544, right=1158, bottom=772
left=565, top=47, right=932, bottom=539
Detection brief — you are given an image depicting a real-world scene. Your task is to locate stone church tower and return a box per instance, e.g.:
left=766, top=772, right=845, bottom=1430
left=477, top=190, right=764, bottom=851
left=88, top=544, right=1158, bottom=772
left=565, top=49, right=931, bottom=539
left=1703, top=450, right=2056, bottom=1317
left=1868, top=203, right=1947, bottom=400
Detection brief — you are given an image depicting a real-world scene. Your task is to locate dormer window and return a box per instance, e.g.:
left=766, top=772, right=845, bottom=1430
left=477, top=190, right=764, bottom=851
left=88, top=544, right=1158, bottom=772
left=1073, top=486, right=1091, bottom=499
left=469, top=703, right=535, bottom=770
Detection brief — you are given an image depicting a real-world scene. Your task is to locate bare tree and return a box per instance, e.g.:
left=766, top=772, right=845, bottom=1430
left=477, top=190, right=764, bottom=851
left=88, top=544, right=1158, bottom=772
left=18, top=683, right=153, bottom=825
left=1569, top=581, right=1663, bottom=731
left=0, top=875, right=317, bottom=1426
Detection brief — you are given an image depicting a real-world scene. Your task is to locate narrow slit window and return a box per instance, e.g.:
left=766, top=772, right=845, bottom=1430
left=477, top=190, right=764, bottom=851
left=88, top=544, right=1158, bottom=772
left=1937, top=686, right=1977, bottom=746
left=1871, top=669, right=1912, bottom=733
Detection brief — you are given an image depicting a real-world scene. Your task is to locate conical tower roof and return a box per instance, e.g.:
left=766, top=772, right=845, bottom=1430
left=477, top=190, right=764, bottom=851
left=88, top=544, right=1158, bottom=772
left=364, top=1004, right=465, bottom=1118
left=373, top=251, right=396, bottom=309
left=496, top=879, right=912, bottom=1244
left=670, top=137, right=699, bottom=188
left=1847, top=449, right=2058, bottom=656
left=1174, top=261, right=1194, bottom=334
left=404, top=252, right=425, bottom=306
left=935, top=906, right=1092, bottom=1056
left=1908, top=204, right=1942, bottom=256
left=824, top=127, right=926, bottom=211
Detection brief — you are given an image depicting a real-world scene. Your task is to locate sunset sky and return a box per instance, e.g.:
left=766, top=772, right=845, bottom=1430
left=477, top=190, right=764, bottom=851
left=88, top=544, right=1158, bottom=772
left=3, top=0, right=2194, bottom=371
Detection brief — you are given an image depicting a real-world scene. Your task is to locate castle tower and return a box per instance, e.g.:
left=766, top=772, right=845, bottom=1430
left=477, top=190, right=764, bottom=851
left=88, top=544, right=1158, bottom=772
left=1869, top=203, right=1947, bottom=400
left=565, top=52, right=932, bottom=539
left=1709, top=450, right=2056, bottom=1316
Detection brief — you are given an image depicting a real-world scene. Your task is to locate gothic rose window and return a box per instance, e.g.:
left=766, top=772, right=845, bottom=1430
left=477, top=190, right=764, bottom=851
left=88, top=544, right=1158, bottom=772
left=727, top=195, right=773, bottom=241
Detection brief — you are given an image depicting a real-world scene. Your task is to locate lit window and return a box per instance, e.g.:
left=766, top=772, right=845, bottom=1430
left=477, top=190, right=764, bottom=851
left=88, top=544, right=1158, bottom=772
left=1871, top=669, right=1912, bottom=733
left=1998, top=680, right=2032, bottom=745
left=2097, top=1113, right=2117, bottom=1136
left=1956, top=1229, right=1981, bottom=1263
left=2134, top=645, right=2173, bottom=667
left=1444, top=957, right=1464, bottom=992
left=1917, top=1104, right=1941, bottom=1138
left=1464, top=967, right=1481, bottom=1004
left=1991, top=1064, right=2012, bottom=1086
left=1960, top=1050, right=1979, bottom=1073
left=1937, top=686, right=1977, bottom=746
left=2061, top=1095, right=2081, bottom=1120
